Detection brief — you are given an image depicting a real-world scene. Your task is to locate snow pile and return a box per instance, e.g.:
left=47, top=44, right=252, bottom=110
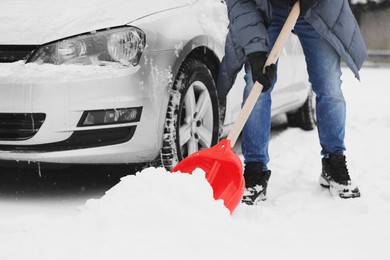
left=0, top=168, right=259, bottom=260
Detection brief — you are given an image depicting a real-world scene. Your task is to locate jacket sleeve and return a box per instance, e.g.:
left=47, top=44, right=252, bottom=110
left=305, top=0, right=367, bottom=79
left=217, top=0, right=272, bottom=103
left=225, top=0, right=272, bottom=56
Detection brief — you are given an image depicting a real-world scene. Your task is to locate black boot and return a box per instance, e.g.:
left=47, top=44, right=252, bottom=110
left=242, top=162, right=271, bottom=205
left=320, top=154, right=360, bottom=198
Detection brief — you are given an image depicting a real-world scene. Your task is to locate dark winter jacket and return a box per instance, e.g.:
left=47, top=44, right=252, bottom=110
left=295, top=0, right=368, bottom=79
left=217, top=0, right=272, bottom=102
left=217, top=0, right=367, bottom=102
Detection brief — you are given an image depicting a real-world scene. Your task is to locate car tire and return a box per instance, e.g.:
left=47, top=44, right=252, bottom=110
left=158, top=59, right=219, bottom=170
left=286, top=90, right=316, bottom=131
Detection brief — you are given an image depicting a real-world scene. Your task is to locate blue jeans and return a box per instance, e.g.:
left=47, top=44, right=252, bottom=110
left=242, top=6, right=346, bottom=170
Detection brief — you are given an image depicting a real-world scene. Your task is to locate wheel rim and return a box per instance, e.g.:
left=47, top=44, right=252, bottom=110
left=178, top=80, right=214, bottom=157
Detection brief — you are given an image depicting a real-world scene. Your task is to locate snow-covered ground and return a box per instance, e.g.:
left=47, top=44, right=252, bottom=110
left=0, top=65, right=389, bottom=260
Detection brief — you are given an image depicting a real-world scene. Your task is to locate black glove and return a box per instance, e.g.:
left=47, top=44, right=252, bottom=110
left=247, top=51, right=277, bottom=92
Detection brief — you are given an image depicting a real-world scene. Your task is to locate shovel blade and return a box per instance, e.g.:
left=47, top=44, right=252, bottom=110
left=172, top=139, right=244, bottom=213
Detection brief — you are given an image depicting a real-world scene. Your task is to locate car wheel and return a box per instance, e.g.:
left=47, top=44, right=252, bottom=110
left=287, top=90, right=316, bottom=131
left=159, top=59, right=219, bottom=170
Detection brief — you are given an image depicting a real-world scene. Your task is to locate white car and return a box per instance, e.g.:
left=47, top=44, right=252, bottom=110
left=0, top=0, right=314, bottom=170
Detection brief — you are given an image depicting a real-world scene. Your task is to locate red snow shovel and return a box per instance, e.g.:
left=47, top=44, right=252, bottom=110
left=172, top=2, right=300, bottom=214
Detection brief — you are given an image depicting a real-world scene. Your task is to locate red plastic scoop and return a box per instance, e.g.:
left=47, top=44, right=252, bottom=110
left=172, top=139, right=244, bottom=212
left=172, top=2, right=300, bottom=213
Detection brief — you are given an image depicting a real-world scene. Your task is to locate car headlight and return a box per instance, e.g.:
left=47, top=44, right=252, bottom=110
left=28, top=26, right=145, bottom=66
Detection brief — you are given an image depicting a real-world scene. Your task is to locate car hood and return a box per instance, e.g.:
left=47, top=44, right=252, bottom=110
left=0, top=0, right=195, bottom=45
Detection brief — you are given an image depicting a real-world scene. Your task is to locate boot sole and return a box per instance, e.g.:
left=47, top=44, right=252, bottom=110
left=319, top=174, right=361, bottom=199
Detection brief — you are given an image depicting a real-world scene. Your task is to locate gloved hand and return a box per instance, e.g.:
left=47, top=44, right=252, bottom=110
left=247, top=51, right=277, bottom=92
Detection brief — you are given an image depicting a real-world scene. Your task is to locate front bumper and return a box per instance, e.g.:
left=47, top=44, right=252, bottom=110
left=0, top=61, right=168, bottom=164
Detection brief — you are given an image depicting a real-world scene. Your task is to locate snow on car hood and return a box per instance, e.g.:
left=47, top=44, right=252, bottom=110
left=0, top=0, right=196, bottom=45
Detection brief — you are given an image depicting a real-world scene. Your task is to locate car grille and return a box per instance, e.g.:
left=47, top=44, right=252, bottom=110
left=0, top=126, right=136, bottom=152
left=0, top=113, right=46, bottom=141
left=0, top=45, right=38, bottom=63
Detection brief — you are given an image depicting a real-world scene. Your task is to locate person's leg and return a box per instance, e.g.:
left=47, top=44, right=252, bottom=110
left=294, top=17, right=360, bottom=198
left=241, top=63, right=272, bottom=170
left=294, top=18, right=345, bottom=156
left=241, top=6, right=288, bottom=170
left=241, top=6, right=288, bottom=204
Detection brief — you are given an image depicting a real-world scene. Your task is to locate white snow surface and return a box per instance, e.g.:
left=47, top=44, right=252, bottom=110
left=0, top=66, right=389, bottom=259
left=0, top=0, right=389, bottom=257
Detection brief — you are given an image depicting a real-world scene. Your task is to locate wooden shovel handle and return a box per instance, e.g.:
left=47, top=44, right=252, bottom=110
left=227, top=1, right=300, bottom=146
